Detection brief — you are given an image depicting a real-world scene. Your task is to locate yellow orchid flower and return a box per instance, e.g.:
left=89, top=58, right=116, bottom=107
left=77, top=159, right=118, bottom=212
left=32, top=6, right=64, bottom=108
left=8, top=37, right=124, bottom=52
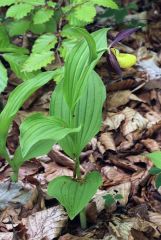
left=111, top=48, right=137, bottom=69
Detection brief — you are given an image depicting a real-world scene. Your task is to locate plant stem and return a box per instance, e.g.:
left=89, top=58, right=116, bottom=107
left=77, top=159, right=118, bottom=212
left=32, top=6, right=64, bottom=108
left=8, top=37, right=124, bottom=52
left=75, top=156, right=81, bottom=179
left=80, top=208, right=87, bottom=229
left=11, top=170, right=18, bottom=182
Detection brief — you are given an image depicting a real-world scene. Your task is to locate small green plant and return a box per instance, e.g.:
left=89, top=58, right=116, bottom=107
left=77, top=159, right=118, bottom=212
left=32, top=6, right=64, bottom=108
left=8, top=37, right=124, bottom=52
left=147, top=151, right=161, bottom=189
left=103, top=193, right=123, bottom=207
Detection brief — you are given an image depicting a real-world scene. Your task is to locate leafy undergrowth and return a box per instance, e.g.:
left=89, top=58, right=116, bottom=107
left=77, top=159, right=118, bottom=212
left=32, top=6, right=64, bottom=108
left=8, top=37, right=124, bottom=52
left=1, top=2, right=161, bottom=240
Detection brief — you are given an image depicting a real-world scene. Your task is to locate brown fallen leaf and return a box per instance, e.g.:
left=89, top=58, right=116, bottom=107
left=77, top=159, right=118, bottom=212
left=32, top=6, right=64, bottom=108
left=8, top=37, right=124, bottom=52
left=145, top=111, right=161, bottom=128
left=141, top=138, right=160, bottom=152
left=103, top=112, right=125, bottom=131
left=122, top=107, right=148, bottom=136
left=148, top=211, right=161, bottom=231
left=101, top=166, right=130, bottom=187
left=19, top=160, right=43, bottom=180
left=109, top=215, right=161, bottom=239
left=42, top=161, right=73, bottom=182
left=22, top=206, right=68, bottom=240
left=108, top=182, right=131, bottom=206
left=107, top=79, right=137, bottom=92
left=48, top=148, right=85, bottom=173
left=107, top=90, right=144, bottom=110
left=99, top=132, right=116, bottom=152
left=58, top=234, right=91, bottom=240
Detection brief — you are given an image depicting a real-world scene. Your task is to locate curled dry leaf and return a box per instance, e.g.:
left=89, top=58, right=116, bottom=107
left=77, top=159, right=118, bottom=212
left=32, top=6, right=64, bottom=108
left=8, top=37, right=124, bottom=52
left=103, top=112, right=125, bottom=130
left=145, top=111, right=161, bottom=128
left=141, top=138, right=160, bottom=152
left=148, top=211, right=161, bottom=231
left=101, top=166, right=130, bottom=187
left=22, top=206, right=68, bottom=240
left=48, top=148, right=85, bottom=173
left=93, top=182, right=131, bottom=214
left=117, top=140, right=133, bottom=152
left=99, top=132, right=116, bottom=152
left=109, top=215, right=161, bottom=239
left=106, top=90, right=144, bottom=110
left=42, top=161, right=73, bottom=182
left=122, top=107, right=148, bottom=136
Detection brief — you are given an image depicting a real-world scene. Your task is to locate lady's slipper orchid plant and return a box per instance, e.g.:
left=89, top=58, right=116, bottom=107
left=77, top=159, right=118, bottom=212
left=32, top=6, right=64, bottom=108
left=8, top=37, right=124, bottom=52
left=107, top=28, right=139, bottom=74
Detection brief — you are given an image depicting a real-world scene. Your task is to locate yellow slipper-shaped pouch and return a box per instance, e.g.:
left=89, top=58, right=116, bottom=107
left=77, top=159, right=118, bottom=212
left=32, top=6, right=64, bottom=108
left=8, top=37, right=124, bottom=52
left=111, top=48, right=137, bottom=69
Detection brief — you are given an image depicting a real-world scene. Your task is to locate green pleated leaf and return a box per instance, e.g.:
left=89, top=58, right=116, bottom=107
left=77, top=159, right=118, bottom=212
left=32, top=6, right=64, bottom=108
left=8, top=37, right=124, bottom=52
left=48, top=171, right=102, bottom=219
left=147, top=151, right=161, bottom=169
left=33, top=8, right=54, bottom=24
left=3, top=53, right=39, bottom=81
left=6, top=3, right=34, bottom=20
left=149, top=167, right=161, bottom=175
left=50, top=71, right=106, bottom=158
left=0, top=71, right=55, bottom=158
left=0, top=61, right=8, bottom=93
left=20, top=113, right=80, bottom=160
left=63, top=28, right=108, bottom=110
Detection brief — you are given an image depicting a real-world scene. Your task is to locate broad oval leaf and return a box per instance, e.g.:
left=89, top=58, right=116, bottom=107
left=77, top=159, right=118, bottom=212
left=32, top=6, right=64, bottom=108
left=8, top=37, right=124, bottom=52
left=50, top=70, right=106, bottom=158
left=20, top=113, right=81, bottom=160
left=63, top=28, right=108, bottom=110
left=0, top=61, right=8, bottom=93
left=6, top=3, right=34, bottom=20
left=33, top=8, right=54, bottom=24
left=0, top=71, right=55, bottom=158
left=147, top=151, right=161, bottom=169
left=48, top=171, right=102, bottom=219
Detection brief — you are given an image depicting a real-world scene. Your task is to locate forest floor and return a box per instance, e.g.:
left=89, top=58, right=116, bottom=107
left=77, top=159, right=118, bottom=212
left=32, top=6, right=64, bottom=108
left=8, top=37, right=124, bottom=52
left=1, top=1, right=161, bottom=240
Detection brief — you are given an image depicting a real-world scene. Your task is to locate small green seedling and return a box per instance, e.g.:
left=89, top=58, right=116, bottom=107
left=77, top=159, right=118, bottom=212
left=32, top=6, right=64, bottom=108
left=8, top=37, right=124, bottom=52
left=147, top=151, right=161, bottom=189
left=103, top=193, right=123, bottom=207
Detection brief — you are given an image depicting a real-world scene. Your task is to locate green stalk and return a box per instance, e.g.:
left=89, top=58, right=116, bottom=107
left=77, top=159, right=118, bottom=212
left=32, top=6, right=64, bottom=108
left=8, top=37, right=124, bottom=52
left=75, top=156, right=81, bottom=179
left=11, top=170, right=19, bottom=182
left=74, top=156, right=87, bottom=229
left=80, top=208, right=87, bottom=229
